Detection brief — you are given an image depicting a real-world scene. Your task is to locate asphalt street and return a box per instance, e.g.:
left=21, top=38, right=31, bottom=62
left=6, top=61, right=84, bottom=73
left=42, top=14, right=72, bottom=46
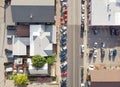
left=67, top=0, right=83, bottom=87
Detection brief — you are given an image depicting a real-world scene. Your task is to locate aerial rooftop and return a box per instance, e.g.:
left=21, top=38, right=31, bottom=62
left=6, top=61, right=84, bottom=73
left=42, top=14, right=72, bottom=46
left=91, top=0, right=120, bottom=25
left=11, top=0, right=54, bottom=6
left=11, top=0, right=55, bottom=23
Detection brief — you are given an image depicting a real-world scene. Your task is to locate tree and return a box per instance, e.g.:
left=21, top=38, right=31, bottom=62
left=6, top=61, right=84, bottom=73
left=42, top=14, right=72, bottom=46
left=13, top=74, right=29, bottom=86
left=46, top=54, right=56, bottom=65
left=32, top=55, right=46, bottom=68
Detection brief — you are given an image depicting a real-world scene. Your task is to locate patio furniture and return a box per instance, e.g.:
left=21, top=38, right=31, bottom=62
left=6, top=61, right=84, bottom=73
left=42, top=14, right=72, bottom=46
left=14, top=58, right=23, bottom=65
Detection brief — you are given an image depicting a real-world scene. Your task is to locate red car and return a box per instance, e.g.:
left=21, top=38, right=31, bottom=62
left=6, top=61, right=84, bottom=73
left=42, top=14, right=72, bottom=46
left=61, top=71, right=67, bottom=76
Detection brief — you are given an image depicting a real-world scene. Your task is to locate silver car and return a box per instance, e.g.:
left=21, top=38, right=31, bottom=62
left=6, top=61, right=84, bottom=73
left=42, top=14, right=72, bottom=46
left=109, top=49, right=113, bottom=57
left=93, top=49, right=98, bottom=58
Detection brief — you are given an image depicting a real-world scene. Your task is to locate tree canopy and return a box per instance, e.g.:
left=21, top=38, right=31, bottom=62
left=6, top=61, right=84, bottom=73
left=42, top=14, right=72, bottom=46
left=46, top=54, right=56, bottom=65
left=32, top=55, right=46, bottom=68
left=13, top=74, right=29, bottom=86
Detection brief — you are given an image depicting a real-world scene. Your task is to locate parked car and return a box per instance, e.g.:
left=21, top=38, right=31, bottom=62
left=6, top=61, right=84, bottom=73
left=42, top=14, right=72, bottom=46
left=81, top=24, right=84, bottom=32
left=61, top=80, right=67, bottom=87
left=61, top=61, right=67, bottom=68
left=88, top=65, right=95, bottom=71
left=81, top=83, right=85, bottom=87
left=93, top=49, right=97, bottom=58
left=60, top=41, right=66, bottom=47
left=81, top=45, right=84, bottom=54
left=81, top=0, right=85, bottom=4
left=113, top=49, right=117, bottom=57
left=109, top=49, right=113, bottom=57
left=101, top=48, right=105, bottom=58
left=93, top=28, right=98, bottom=35
left=93, top=42, right=97, bottom=49
left=62, top=31, right=67, bottom=35
left=60, top=28, right=66, bottom=33
left=81, top=14, right=85, bottom=21
left=61, top=57, right=67, bottom=62
left=89, top=50, right=93, bottom=58
left=115, top=29, right=119, bottom=36
left=60, top=52, right=66, bottom=58
left=61, top=35, right=67, bottom=40
left=61, top=65, right=67, bottom=72
left=61, top=46, right=67, bottom=52
left=60, top=38, right=67, bottom=44
left=61, top=71, right=67, bottom=77
left=110, top=28, right=115, bottom=36
left=81, top=4, right=85, bottom=13
left=7, top=55, right=14, bottom=60
left=101, top=42, right=106, bottom=48
left=5, top=49, right=12, bottom=54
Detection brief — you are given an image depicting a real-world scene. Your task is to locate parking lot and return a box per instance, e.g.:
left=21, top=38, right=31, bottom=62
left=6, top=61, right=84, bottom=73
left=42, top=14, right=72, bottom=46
left=87, top=26, right=120, bottom=66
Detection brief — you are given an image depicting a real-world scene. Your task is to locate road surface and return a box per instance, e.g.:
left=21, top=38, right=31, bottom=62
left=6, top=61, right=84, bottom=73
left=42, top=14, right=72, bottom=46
left=67, top=0, right=83, bottom=87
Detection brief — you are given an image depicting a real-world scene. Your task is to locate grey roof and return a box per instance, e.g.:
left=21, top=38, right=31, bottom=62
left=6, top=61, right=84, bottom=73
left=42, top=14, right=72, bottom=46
left=13, top=36, right=30, bottom=55
left=11, top=6, right=54, bottom=23
left=11, top=0, right=54, bottom=6
left=91, top=0, right=120, bottom=25
left=30, top=25, right=56, bottom=56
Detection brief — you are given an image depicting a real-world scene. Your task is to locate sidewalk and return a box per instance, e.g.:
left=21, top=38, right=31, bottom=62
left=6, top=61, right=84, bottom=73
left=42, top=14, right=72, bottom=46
left=55, top=0, right=61, bottom=86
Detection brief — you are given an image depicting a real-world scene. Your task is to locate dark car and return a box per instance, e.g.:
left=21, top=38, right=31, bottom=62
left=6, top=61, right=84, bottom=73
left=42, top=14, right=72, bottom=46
left=61, top=65, right=67, bottom=72
left=60, top=41, right=66, bottom=47
left=115, top=29, right=119, bottom=36
left=60, top=38, right=67, bottom=43
left=60, top=52, right=66, bottom=58
left=93, top=28, right=98, bottom=35
left=5, top=49, right=12, bottom=54
left=61, top=58, right=66, bottom=62
left=101, top=48, right=105, bottom=58
left=89, top=50, right=93, bottom=58
left=113, top=49, right=117, bottom=57
left=110, top=28, right=115, bottom=36
left=101, top=42, right=105, bottom=48
left=81, top=24, right=84, bottom=32
left=61, top=79, right=67, bottom=87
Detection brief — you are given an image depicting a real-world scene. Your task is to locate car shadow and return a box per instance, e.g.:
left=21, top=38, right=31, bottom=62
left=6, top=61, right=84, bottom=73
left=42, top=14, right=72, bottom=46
left=112, top=56, right=116, bottom=61
left=100, top=57, right=104, bottom=62
left=93, top=57, right=96, bottom=63
left=88, top=57, right=92, bottom=63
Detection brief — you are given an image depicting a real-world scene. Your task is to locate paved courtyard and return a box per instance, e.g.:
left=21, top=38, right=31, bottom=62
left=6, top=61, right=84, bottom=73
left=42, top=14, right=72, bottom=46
left=87, top=27, right=120, bottom=66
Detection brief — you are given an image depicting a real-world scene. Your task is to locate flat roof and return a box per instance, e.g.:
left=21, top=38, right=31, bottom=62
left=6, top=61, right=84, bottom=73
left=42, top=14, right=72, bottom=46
left=16, top=25, right=29, bottom=37
left=6, top=6, right=15, bottom=26
left=27, top=58, right=48, bottom=75
left=11, top=0, right=54, bottom=6
left=91, top=0, right=120, bottom=25
left=90, top=69, right=120, bottom=82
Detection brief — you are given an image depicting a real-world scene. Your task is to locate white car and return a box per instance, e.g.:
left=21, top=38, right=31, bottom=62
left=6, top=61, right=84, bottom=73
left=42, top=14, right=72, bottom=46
left=81, top=14, right=85, bottom=20
left=81, top=45, right=85, bottom=53
left=81, top=83, right=85, bottom=87
left=81, top=4, right=85, bottom=13
left=61, top=61, right=67, bottom=68
left=109, top=49, right=113, bottom=57
left=62, top=31, right=67, bottom=35
left=88, top=65, right=95, bottom=71
left=93, top=49, right=97, bottom=58
left=61, top=46, right=67, bottom=51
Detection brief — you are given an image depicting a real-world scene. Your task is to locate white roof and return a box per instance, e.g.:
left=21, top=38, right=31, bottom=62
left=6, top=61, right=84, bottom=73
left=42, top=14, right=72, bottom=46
left=13, top=36, right=30, bottom=55
left=27, top=58, right=48, bottom=75
left=11, top=0, right=54, bottom=6
left=91, top=0, right=120, bottom=25
left=30, top=25, right=56, bottom=56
